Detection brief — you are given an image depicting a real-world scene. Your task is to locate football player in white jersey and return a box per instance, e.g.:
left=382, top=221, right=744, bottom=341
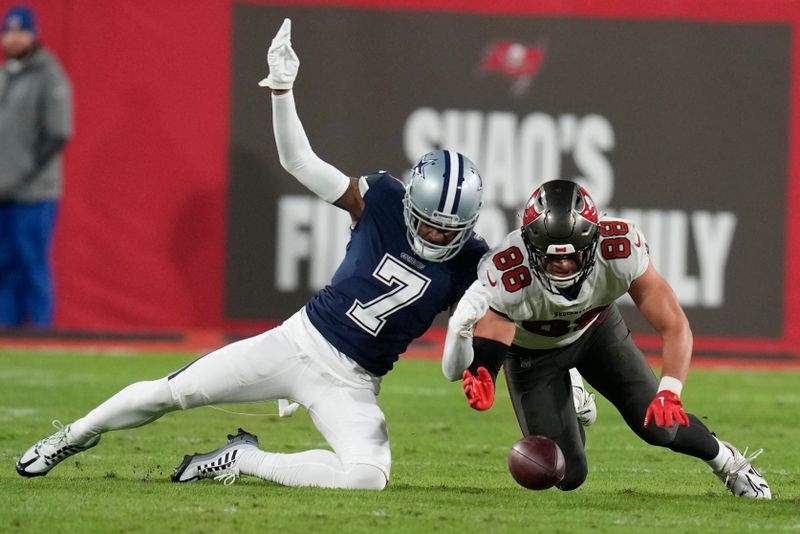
left=443, top=179, right=771, bottom=499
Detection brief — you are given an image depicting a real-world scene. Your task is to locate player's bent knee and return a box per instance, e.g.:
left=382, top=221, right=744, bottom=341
left=130, top=378, right=179, bottom=414
left=557, top=464, right=587, bottom=491
left=167, top=376, right=211, bottom=411
left=342, top=463, right=388, bottom=490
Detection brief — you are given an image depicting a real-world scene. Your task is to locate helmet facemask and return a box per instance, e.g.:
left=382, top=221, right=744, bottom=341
left=525, top=234, right=599, bottom=295
left=403, top=150, right=483, bottom=262
left=403, top=198, right=478, bottom=261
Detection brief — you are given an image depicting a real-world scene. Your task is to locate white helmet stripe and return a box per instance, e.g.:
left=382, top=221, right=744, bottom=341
left=439, top=150, right=463, bottom=215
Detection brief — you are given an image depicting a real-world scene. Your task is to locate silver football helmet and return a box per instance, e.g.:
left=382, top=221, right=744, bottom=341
left=403, top=150, right=483, bottom=262
left=521, top=180, right=599, bottom=294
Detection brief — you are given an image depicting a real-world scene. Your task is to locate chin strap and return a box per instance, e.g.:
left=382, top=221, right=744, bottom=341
left=412, top=237, right=447, bottom=261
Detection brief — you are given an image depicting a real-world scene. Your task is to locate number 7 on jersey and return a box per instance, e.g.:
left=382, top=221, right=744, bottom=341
left=346, top=254, right=432, bottom=336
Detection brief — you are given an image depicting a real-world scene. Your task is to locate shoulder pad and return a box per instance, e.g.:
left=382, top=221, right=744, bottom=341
left=597, top=217, right=649, bottom=281
left=476, top=231, right=530, bottom=308
left=463, top=233, right=490, bottom=257
left=358, top=171, right=403, bottom=196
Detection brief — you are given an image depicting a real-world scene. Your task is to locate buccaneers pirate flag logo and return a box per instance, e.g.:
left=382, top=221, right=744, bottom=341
left=479, top=40, right=547, bottom=97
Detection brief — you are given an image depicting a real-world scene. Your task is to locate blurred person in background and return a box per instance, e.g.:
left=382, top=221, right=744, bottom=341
left=0, top=5, right=72, bottom=328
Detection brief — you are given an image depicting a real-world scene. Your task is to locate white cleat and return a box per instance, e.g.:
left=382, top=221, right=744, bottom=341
left=569, top=368, right=597, bottom=427
left=714, top=441, right=771, bottom=499
left=16, top=421, right=100, bottom=477
left=171, top=428, right=260, bottom=484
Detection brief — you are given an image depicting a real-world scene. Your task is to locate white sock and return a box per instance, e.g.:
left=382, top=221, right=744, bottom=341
left=237, top=449, right=386, bottom=490
left=706, top=437, right=734, bottom=472
left=68, top=378, right=178, bottom=443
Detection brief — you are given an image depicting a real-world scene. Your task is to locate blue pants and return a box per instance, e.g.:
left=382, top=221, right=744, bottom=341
left=0, top=201, right=59, bottom=327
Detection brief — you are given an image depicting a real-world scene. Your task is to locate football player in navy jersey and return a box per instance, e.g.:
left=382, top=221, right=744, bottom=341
left=16, top=19, right=489, bottom=490
left=443, top=180, right=771, bottom=499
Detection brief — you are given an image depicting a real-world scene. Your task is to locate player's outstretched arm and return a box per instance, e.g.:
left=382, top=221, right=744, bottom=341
left=260, top=18, right=364, bottom=222
left=629, top=262, right=693, bottom=428
left=442, top=281, right=492, bottom=380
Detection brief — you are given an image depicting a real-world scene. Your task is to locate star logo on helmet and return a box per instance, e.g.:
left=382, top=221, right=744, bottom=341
left=411, top=158, right=434, bottom=180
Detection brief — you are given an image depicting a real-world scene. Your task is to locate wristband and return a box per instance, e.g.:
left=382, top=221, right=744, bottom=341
left=658, top=375, right=683, bottom=397
left=468, top=337, right=508, bottom=381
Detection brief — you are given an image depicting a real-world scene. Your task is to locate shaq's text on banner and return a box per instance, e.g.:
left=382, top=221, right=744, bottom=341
left=273, top=108, right=735, bottom=310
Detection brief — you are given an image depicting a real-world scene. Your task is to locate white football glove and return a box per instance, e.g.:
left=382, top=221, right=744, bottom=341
left=258, top=18, right=300, bottom=90
left=449, top=281, right=491, bottom=337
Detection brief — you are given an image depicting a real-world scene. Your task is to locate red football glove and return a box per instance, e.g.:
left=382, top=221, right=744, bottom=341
left=643, top=390, right=690, bottom=428
left=462, top=367, right=495, bottom=411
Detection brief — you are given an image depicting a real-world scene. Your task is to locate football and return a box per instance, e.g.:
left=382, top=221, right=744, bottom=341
left=507, top=435, right=566, bottom=490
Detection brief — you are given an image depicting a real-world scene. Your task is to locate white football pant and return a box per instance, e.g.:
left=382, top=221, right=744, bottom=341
left=68, top=308, right=390, bottom=489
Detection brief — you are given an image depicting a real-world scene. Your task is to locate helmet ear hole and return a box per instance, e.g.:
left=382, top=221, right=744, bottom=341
left=403, top=149, right=483, bottom=262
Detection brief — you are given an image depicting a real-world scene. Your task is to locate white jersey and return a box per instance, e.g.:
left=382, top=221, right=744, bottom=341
left=477, top=217, right=649, bottom=349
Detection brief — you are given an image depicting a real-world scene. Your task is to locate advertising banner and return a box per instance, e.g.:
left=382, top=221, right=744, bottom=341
left=227, top=5, right=790, bottom=340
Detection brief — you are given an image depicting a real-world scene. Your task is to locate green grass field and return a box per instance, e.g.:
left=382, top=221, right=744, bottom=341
left=1, top=350, right=798, bottom=533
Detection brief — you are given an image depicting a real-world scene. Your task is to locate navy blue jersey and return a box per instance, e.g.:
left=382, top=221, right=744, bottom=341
left=305, top=172, right=488, bottom=376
